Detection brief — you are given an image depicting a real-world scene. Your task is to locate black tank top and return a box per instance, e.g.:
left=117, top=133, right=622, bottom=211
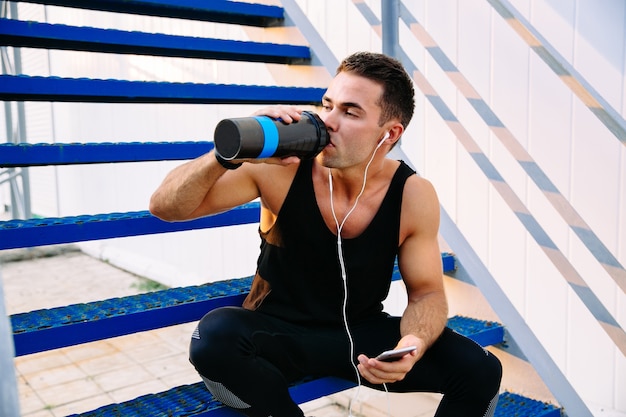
left=242, top=158, right=416, bottom=325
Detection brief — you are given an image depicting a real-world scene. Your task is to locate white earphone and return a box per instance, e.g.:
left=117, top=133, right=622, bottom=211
left=377, top=131, right=390, bottom=148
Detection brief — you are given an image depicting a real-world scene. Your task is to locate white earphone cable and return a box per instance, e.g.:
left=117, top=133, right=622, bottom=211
left=328, top=134, right=387, bottom=417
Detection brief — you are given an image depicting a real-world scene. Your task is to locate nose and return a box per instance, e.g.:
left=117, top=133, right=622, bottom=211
left=320, top=109, right=337, bottom=133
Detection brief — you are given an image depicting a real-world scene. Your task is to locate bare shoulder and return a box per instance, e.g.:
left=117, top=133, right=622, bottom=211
left=403, top=174, right=439, bottom=211
left=400, top=174, right=440, bottom=238
left=249, top=160, right=300, bottom=214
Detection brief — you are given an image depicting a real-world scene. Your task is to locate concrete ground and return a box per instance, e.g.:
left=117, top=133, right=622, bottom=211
left=1, top=247, right=440, bottom=417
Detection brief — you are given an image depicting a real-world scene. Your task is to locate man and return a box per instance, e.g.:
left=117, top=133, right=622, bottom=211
left=150, top=52, right=502, bottom=417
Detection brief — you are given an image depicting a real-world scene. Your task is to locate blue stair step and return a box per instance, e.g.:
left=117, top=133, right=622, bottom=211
left=64, top=381, right=560, bottom=417
left=0, top=203, right=260, bottom=251
left=446, top=315, right=504, bottom=347
left=11, top=277, right=253, bottom=356
left=0, top=75, right=325, bottom=104
left=66, top=378, right=357, bottom=417
left=16, top=0, right=285, bottom=27
left=10, top=257, right=461, bottom=356
left=0, top=19, right=310, bottom=64
left=0, top=141, right=214, bottom=168
left=496, top=392, right=561, bottom=417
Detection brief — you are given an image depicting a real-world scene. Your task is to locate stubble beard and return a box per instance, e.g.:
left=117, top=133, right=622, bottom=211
left=317, top=148, right=342, bottom=169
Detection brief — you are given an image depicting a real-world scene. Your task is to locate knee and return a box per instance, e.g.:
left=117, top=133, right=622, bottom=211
left=466, top=349, right=503, bottom=399
left=484, top=350, right=502, bottom=388
left=189, top=307, right=246, bottom=374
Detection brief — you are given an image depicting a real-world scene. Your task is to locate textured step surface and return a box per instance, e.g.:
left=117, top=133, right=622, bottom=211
left=0, top=204, right=261, bottom=250
left=65, top=378, right=356, bottom=417
left=496, top=392, right=561, bottom=417
left=10, top=277, right=251, bottom=356
left=64, top=382, right=561, bottom=417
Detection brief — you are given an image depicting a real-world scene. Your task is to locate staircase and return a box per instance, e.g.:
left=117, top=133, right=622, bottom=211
left=0, top=1, right=566, bottom=416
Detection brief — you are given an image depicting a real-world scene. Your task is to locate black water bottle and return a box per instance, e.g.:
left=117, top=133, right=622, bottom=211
left=213, top=111, right=329, bottom=160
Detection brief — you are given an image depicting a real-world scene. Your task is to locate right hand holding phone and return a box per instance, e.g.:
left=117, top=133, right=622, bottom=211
left=357, top=336, right=425, bottom=385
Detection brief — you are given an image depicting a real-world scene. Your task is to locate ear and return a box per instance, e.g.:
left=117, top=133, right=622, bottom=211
left=384, top=124, right=404, bottom=146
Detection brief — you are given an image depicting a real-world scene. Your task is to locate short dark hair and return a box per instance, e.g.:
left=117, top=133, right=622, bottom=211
left=336, top=52, right=415, bottom=129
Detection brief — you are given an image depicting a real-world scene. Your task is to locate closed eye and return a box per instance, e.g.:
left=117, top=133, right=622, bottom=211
left=322, top=96, right=364, bottom=117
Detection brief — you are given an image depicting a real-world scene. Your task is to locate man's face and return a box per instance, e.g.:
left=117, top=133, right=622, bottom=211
left=317, top=71, right=387, bottom=169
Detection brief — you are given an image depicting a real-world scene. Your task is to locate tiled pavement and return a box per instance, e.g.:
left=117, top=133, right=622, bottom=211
left=1, top=247, right=440, bottom=417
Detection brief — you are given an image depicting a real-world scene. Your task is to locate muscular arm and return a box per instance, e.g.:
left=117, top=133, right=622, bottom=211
left=150, top=105, right=304, bottom=222
left=398, top=213, right=447, bottom=354
left=149, top=151, right=259, bottom=221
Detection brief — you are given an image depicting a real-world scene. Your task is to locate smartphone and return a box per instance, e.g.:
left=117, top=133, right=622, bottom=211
left=375, top=345, right=417, bottom=362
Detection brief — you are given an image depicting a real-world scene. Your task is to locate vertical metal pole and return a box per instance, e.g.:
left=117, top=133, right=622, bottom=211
left=9, top=2, right=31, bottom=219
left=2, top=97, right=19, bottom=217
left=0, top=266, right=21, bottom=417
left=1, top=2, right=31, bottom=220
left=1, top=4, right=25, bottom=412
left=382, top=0, right=402, bottom=147
left=1, top=3, right=15, bottom=218
left=382, top=0, right=400, bottom=59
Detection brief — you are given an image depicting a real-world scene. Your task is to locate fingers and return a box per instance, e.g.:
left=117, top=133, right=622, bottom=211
left=230, top=105, right=304, bottom=167
left=251, top=105, right=303, bottom=123
left=357, top=354, right=411, bottom=385
left=233, top=155, right=300, bottom=166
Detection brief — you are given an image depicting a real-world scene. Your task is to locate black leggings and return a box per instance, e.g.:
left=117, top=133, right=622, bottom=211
left=189, top=307, right=502, bottom=417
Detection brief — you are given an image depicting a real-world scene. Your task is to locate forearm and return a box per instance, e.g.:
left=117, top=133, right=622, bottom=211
left=149, top=152, right=225, bottom=221
left=400, top=290, right=448, bottom=350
